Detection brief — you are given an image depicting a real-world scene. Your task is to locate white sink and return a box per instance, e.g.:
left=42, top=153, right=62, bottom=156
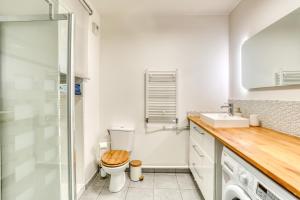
left=200, top=113, right=249, bottom=128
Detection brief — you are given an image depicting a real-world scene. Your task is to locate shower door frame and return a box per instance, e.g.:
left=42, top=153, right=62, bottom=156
left=0, top=13, right=76, bottom=200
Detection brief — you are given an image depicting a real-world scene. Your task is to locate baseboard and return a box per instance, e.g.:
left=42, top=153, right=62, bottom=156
left=142, top=165, right=189, bottom=169
left=76, top=184, right=85, bottom=199
left=125, top=165, right=190, bottom=173
left=86, top=169, right=98, bottom=187
left=77, top=169, right=98, bottom=199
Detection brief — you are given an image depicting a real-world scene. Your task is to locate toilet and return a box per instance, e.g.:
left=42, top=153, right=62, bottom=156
left=100, top=127, right=134, bottom=192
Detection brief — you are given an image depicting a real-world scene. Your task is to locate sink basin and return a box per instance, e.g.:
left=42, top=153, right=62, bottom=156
left=200, top=113, right=249, bottom=128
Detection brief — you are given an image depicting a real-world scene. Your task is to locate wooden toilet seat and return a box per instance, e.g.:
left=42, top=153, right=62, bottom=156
left=101, top=150, right=129, bottom=167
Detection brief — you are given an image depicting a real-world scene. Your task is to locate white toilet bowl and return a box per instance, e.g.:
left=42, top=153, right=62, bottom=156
left=102, top=162, right=129, bottom=192
left=100, top=126, right=134, bottom=193
left=101, top=150, right=130, bottom=193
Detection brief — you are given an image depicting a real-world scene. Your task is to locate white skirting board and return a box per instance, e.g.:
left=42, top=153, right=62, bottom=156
left=142, top=165, right=189, bottom=169
left=77, top=169, right=98, bottom=199
left=129, top=165, right=190, bottom=173
left=76, top=184, right=85, bottom=199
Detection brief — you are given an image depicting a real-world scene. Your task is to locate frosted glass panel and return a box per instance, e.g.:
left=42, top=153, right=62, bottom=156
left=0, top=18, right=70, bottom=200
left=0, top=0, right=49, bottom=16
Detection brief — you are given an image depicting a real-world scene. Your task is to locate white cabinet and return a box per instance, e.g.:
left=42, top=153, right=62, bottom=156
left=189, top=138, right=204, bottom=189
left=189, top=121, right=216, bottom=200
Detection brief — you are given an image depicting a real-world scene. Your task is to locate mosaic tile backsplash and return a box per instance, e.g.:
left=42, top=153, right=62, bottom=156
left=230, top=100, right=300, bottom=137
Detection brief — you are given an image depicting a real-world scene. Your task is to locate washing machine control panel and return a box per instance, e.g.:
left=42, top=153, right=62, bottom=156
left=237, top=167, right=254, bottom=190
left=239, top=172, right=249, bottom=186
left=256, top=183, right=280, bottom=200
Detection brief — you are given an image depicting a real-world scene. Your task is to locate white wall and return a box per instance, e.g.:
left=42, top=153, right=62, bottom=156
left=229, top=0, right=300, bottom=100
left=99, top=14, right=229, bottom=167
left=60, top=0, right=89, bottom=77
left=83, top=9, right=101, bottom=182
left=60, top=0, right=101, bottom=187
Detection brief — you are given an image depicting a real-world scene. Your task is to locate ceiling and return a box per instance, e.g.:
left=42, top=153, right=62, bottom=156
left=90, top=0, right=241, bottom=16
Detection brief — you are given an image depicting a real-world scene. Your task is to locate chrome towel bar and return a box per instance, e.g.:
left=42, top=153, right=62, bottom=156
left=79, top=0, right=93, bottom=15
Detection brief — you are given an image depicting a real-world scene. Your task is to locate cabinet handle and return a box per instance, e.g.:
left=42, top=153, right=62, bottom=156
left=192, top=163, right=203, bottom=179
left=193, top=126, right=205, bottom=135
left=192, top=145, right=205, bottom=157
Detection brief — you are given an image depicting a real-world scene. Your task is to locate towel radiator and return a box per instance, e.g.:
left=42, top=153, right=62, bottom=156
left=145, top=70, right=178, bottom=124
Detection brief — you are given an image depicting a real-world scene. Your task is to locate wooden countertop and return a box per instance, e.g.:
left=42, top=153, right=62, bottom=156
left=188, top=116, right=300, bottom=198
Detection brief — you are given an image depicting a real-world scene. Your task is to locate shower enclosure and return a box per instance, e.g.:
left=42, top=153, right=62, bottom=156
left=0, top=1, right=76, bottom=200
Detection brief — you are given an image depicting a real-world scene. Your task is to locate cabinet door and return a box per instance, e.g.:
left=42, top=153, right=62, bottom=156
left=202, top=130, right=215, bottom=161
left=201, top=154, right=215, bottom=200
left=190, top=121, right=204, bottom=145
left=189, top=138, right=204, bottom=189
left=189, top=122, right=216, bottom=200
left=190, top=122, right=215, bottom=160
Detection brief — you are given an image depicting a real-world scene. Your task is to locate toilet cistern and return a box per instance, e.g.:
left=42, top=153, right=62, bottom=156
left=100, top=126, right=135, bottom=192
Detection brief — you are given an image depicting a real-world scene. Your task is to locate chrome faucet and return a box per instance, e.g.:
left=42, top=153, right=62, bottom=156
left=220, top=103, right=234, bottom=116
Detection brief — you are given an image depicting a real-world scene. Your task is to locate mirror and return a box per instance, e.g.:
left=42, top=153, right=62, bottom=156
left=242, top=8, right=300, bottom=89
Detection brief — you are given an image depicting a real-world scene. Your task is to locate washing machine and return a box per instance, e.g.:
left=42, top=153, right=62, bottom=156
left=221, top=147, right=298, bottom=200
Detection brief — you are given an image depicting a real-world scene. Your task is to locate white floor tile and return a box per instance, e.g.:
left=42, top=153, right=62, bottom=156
left=125, top=188, right=153, bottom=200
left=180, top=189, right=202, bottom=200
left=93, top=175, right=108, bottom=187
left=176, top=174, right=196, bottom=189
left=129, top=173, right=154, bottom=189
left=90, top=183, right=104, bottom=192
left=154, top=189, right=182, bottom=200
left=79, top=177, right=106, bottom=200
left=81, top=172, right=200, bottom=200
left=80, top=197, right=98, bottom=200
left=154, top=174, right=178, bottom=189
left=80, top=187, right=101, bottom=200
left=98, top=186, right=128, bottom=200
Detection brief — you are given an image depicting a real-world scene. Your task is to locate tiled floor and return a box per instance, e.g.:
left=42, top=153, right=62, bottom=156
left=79, top=173, right=203, bottom=200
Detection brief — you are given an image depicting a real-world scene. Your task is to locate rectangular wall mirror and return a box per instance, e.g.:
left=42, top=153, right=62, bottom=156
left=242, top=8, right=300, bottom=89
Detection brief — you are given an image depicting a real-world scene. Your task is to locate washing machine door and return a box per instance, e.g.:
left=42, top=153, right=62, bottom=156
left=223, top=185, right=252, bottom=200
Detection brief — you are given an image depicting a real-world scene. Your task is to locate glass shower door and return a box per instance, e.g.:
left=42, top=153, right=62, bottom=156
left=0, top=14, right=75, bottom=200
